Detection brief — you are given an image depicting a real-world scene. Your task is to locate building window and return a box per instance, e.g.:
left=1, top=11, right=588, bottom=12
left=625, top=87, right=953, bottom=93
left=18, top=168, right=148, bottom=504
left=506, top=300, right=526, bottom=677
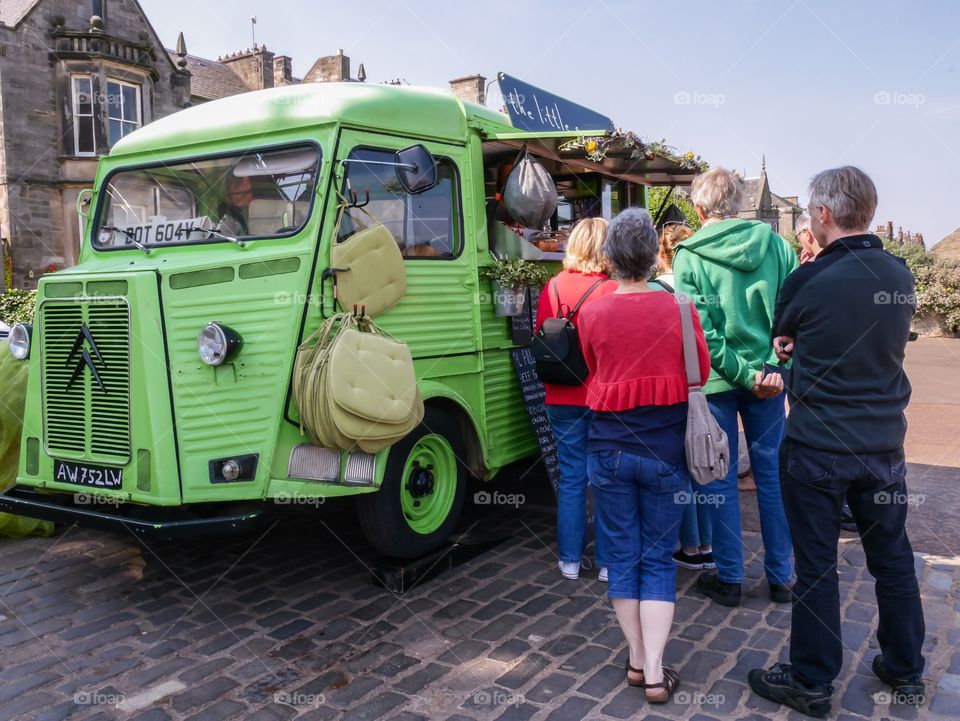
left=107, top=80, right=141, bottom=147
left=72, top=76, right=96, bottom=156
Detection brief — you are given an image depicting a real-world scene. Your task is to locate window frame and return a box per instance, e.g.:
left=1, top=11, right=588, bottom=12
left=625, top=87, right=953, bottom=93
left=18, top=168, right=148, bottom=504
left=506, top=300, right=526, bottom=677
left=91, top=140, right=323, bottom=252
left=106, top=78, right=142, bottom=148
left=71, top=75, right=96, bottom=157
left=337, top=145, right=464, bottom=261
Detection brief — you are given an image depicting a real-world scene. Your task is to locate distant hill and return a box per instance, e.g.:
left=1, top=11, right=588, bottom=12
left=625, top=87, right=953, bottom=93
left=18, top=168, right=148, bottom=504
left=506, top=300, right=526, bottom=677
left=932, top=228, right=960, bottom=262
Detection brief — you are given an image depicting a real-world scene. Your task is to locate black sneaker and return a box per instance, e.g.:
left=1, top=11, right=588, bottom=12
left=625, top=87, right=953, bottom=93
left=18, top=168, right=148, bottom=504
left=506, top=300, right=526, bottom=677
left=673, top=549, right=704, bottom=570
left=695, top=573, right=741, bottom=607
left=840, top=504, right=857, bottom=532
left=769, top=582, right=792, bottom=604
left=872, top=655, right=926, bottom=705
left=748, top=663, right=832, bottom=718
left=700, top=551, right=716, bottom=569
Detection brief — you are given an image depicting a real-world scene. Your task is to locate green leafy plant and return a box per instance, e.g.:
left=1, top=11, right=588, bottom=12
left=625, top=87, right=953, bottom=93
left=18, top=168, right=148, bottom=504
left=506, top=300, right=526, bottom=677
left=646, top=187, right=701, bottom=230
left=0, top=290, right=37, bottom=325
left=481, top=259, right=552, bottom=291
left=884, top=241, right=960, bottom=331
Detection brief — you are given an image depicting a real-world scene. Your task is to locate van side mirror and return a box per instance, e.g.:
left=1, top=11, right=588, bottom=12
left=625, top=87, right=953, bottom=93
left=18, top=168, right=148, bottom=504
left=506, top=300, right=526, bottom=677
left=395, top=144, right=438, bottom=195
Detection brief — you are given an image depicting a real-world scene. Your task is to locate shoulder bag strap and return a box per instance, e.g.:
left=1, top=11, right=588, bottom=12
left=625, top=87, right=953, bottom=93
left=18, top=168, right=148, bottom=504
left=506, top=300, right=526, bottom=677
left=567, top=278, right=612, bottom=319
left=551, top=277, right=565, bottom=319
left=675, top=293, right=702, bottom=389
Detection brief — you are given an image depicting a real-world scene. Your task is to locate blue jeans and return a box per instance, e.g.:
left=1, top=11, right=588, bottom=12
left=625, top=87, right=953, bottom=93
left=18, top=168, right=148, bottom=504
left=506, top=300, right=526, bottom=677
left=781, top=439, right=924, bottom=685
left=587, top=450, right=686, bottom=601
left=679, top=484, right=713, bottom=549
left=546, top=405, right=608, bottom=567
left=702, top=389, right=793, bottom=585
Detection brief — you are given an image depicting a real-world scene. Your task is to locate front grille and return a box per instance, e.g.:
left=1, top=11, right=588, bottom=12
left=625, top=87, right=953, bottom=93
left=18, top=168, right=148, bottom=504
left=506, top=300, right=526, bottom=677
left=41, top=297, right=131, bottom=464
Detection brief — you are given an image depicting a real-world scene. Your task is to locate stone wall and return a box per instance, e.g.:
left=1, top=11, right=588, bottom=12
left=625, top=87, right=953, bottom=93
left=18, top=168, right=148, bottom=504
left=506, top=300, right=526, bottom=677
left=0, top=0, right=189, bottom=289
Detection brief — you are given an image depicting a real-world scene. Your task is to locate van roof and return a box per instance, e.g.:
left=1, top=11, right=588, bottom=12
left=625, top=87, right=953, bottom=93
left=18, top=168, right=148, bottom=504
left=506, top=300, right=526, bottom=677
left=111, top=82, right=514, bottom=156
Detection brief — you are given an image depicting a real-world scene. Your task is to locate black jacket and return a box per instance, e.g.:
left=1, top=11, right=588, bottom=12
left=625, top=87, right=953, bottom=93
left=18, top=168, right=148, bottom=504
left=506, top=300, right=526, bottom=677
left=772, top=234, right=914, bottom=453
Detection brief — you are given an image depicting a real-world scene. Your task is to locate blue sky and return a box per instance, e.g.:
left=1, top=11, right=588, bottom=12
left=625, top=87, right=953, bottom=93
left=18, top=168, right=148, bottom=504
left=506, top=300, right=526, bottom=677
left=142, top=0, right=958, bottom=246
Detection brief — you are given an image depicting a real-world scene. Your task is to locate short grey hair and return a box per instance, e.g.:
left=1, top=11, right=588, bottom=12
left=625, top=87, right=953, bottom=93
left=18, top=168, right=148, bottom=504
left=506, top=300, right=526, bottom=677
left=808, top=166, right=877, bottom=232
left=604, top=208, right=659, bottom=281
left=690, top=167, right=743, bottom=217
left=795, top=212, right=811, bottom=233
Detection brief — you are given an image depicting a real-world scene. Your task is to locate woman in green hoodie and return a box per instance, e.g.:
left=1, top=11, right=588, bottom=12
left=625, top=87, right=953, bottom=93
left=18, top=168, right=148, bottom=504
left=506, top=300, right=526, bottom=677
left=673, top=167, right=797, bottom=607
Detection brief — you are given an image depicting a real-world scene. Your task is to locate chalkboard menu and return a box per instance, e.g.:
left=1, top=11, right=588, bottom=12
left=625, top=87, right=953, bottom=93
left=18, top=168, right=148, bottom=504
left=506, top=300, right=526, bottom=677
left=510, top=347, right=561, bottom=492
left=498, top=72, right=614, bottom=134
left=510, top=287, right=536, bottom=346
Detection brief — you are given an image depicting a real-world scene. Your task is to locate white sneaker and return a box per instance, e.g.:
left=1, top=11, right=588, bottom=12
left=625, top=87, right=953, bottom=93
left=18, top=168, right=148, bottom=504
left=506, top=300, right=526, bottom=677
left=598, top=567, right=609, bottom=583
left=558, top=560, right=580, bottom=579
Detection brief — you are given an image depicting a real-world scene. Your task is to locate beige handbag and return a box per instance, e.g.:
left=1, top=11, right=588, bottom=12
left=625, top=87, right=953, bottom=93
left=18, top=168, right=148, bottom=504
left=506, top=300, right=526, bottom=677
left=330, top=203, right=406, bottom=318
left=293, top=313, right=424, bottom=453
left=677, top=294, right=730, bottom=484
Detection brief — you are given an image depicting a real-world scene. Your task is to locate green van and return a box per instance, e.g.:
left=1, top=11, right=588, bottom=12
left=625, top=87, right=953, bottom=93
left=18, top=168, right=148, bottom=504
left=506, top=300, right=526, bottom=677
left=1, top=82, right=699, bottom=558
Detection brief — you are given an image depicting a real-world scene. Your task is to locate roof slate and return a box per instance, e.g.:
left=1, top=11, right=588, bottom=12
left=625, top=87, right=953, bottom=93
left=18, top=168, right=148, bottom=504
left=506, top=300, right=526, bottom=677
left=0, top=0, right=41, bottom=27
left=166, top=50, right=251, bottom=101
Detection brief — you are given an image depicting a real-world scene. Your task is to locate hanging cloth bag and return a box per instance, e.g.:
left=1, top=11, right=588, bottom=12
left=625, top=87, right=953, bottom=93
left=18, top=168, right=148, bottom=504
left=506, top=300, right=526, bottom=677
left=502, top=146, right=558, bottom=228
left=677, top=294, right=730, bottom=484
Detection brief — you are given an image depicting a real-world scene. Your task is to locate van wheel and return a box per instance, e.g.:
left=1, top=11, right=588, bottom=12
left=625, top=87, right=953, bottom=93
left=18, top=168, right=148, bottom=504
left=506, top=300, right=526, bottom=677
left=357, top=408, right=467, bottom=559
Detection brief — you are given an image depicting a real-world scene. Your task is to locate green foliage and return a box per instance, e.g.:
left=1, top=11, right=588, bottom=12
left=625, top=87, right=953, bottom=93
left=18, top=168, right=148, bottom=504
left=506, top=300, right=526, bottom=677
left=481, top=259, right=552, bottom=290
left=0, top=290, right=37, bottom=324
left=647, top=187, right=701, bottom=230
left=884, top=241, right=960, bottom=330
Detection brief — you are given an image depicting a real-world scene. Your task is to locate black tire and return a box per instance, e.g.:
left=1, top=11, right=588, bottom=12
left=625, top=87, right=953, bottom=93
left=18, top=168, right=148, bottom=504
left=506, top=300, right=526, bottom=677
left=357, top=407, right=468, bottom=559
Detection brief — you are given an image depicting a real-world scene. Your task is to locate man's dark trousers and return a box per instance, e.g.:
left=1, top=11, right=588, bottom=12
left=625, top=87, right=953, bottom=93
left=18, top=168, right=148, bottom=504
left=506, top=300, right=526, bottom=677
left=780, top=438, right=925, bottom=686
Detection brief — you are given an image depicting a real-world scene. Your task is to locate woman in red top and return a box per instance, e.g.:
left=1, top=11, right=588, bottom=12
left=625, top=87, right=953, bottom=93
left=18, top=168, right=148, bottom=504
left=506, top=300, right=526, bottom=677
left=579, top=208, right=710, bottom=704
left=535, top=218, right=616, bottom=582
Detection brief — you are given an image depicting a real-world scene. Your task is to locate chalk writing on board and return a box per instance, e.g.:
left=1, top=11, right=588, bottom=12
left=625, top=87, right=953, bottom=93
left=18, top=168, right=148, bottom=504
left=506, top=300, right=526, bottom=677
left=510, top=347, right=561, bottom=492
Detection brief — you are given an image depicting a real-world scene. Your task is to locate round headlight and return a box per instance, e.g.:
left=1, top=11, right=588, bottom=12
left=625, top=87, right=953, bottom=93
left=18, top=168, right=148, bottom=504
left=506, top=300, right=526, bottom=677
left=197, top=322, right=242, bottom=366
left=9, top=324, right=31, bottom=360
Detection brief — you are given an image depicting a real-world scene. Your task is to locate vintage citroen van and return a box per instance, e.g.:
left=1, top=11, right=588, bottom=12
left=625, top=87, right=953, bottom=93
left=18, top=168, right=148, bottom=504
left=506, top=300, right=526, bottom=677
left=1, top=82, right=698, bottom=558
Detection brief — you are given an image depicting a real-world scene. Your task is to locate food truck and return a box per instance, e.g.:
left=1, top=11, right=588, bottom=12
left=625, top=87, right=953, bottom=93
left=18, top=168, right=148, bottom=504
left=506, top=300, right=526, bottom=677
left=0, top=77, right=702, bottom=558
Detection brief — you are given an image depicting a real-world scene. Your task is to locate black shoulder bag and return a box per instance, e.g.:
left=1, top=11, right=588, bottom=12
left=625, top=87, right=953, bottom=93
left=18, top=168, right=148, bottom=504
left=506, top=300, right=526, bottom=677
left=531, top=278, right=611, bottom=386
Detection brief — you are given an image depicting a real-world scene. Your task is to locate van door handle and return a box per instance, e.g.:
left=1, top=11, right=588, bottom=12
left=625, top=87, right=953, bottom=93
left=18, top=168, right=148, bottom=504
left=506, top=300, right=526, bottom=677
left=461, top=278, right=477, bottom=288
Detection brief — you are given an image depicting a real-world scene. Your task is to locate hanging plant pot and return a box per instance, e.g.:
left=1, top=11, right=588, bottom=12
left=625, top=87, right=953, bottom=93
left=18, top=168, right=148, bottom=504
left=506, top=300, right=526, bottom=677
left=492, top=281, right=527, bottom=317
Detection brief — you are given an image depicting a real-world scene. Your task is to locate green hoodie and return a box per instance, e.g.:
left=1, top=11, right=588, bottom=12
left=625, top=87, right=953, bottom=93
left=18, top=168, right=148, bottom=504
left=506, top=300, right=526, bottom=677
left=673, top=218, right=798, bottom=394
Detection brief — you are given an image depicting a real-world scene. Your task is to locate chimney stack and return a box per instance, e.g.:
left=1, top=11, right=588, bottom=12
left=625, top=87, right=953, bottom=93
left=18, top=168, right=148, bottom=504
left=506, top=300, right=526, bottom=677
left=449, top=74, right=487, bottom=104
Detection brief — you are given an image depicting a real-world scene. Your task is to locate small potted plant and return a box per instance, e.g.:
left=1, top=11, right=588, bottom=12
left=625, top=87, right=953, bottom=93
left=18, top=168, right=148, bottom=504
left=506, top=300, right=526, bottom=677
left=482, top=259, right=552, bottom=317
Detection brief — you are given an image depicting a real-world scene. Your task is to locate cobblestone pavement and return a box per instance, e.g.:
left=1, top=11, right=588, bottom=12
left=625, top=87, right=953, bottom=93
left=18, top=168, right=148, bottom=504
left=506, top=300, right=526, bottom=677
left=0, top=483, right=958, bottom=721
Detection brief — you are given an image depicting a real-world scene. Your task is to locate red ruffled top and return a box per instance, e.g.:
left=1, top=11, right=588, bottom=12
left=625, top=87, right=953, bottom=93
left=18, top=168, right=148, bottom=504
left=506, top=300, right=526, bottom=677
left=578, top=291, right=712, bottom=412
left=534, top=270, right=617, bottom=406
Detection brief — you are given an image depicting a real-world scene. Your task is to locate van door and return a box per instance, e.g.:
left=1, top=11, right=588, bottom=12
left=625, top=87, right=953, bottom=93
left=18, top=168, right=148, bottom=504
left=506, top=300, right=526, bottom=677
left=329, top=130, right=480, bottom=360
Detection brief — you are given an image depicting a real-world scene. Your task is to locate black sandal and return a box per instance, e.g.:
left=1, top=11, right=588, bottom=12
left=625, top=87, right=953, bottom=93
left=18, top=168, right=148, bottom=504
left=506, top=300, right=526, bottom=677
left=644, top=666, right=680, bottom=703
left=625, top=660, right=644, bottom=687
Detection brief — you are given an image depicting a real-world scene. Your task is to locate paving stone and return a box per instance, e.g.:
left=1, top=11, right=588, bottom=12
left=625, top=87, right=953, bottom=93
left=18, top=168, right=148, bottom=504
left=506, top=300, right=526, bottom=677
left=492, top=703, right=539, bottom=721
left=840, top=673, right=885, bottom=717
left=171, top=677, right=241, bottom=713
left=470, top=579, right=514, bottom=602
left=749, top=626, right=786, bottom=650
left=554, top=596, right=596, bottom=618
left=341, top=692, right=407, bottom=720
left=488, top=639, right=530, bottom=663
left=542, top=696, right=597, bottom=721
left=842, top=621, right=872, bottom=650
left=707, top=627, right=748, bottom=652
left=577, top=663, right=624, bottom=698
left=243, top=703, right=297, bottom=721
left=395, top=664, right=450, bottom=695
left=495, top=653, right=550, bottom=689
left=663, top=638, right=695, bottom=666
left=600, top=686, right=646, bottom=718
left=178, top=657, right=235, bottom=683
left=571, top=608, right=612, bottom=636
left=503, top=583, right=542, bottom=602
left=593, top=626, right=628, bottom=649
left=433, top=599, right=479, bottom=620
left=558, top=644, right=610, bottom=673
left=729, top=609, right=764, bottom=630
left=184, top=700, right=246, bottom=721
left=372, top=654, right=420, bottom=677
left=129, top=710, right=173, bottom=721
left=516, top=594, right=561, bottom=616
left=704, top=678, right=746, bottom=715
left=438, top=640, right=489, bottom=665
left=542, top=633, right=586, bottom=656
left=930, top=691, right=960, bottom=716
left=679, top=623, right=711, bottom=641
left=472, top=598, right=515, bottom=621
left=724, top=648, right=771, bottom=682
left=519, top=615, right=568, bottom=641
left=524, top=672, right=576, bottom=703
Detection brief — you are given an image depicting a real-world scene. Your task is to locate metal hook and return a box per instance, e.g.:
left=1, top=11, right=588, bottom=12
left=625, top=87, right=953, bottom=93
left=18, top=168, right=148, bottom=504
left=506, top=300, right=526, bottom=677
left=348, top=188, right=370, bottom=208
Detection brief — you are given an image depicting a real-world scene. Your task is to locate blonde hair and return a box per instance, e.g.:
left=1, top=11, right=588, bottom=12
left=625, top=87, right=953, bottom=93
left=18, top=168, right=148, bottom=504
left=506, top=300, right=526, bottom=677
left=690, top=167, right=744, bottom=218
left=658, top=224, right=694, bottom=272
left=563, top=217, right=610, bottom=274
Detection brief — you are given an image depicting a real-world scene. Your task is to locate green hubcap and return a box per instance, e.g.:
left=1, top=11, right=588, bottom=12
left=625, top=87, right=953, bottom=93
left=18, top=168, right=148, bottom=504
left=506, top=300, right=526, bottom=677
left=401, top=434, right=457, bottom=535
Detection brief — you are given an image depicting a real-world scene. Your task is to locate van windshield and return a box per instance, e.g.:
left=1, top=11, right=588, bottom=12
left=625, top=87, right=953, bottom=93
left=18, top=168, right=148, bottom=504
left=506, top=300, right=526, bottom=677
left=94, top=145, right=321, bottom=249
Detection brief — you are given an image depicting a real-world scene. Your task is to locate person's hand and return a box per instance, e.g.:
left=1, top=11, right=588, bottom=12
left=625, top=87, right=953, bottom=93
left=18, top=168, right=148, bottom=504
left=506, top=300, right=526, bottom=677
left=773, top=335, right=794, bottom=362
left=752, top=369, right=784, bottom=399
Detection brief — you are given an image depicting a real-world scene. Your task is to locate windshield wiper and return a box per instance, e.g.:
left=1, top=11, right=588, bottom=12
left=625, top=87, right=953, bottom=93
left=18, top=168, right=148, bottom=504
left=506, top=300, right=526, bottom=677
left=183, top=226, right=247, bottom=248
left=101, top=226, right=150, bottom=254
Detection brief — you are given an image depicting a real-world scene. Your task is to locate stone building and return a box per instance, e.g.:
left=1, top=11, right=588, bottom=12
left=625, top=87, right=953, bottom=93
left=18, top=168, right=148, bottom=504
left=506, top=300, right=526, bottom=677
left=0, top=0, right=191, bottom=289
left=738, top=157, right=803, bottom=235
left=875, top=221, right=925, bottom=248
